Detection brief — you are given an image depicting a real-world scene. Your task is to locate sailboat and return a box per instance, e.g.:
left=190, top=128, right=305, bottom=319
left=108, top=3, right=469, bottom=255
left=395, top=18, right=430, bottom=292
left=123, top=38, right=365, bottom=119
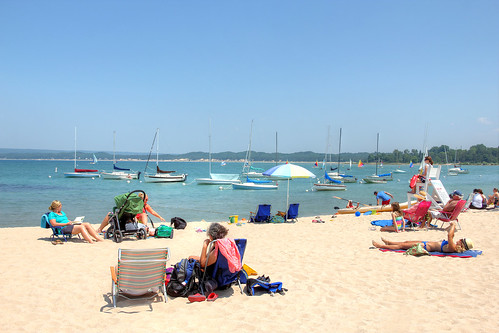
left=195, top=121, right=240, bottom=185
left=233, top=121, right=278, bottom=190
left=313, top=127, right=346, bottom=191
left=448, top=148, right=469, bottom=174
left=101, top=131, right=139, bottom=180
left=327, top=128, right=357, bottom=183
left=64, top=127, right=100, bottom=178
left=362, top=133, right=392, bottom=183
left=143, top=129, right=187, bottom=183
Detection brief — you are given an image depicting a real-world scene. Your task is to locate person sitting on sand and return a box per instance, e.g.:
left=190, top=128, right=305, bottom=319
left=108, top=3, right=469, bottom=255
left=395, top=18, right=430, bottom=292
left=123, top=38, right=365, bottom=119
left=380, top=202, right=405, bottom=233
left=346, top=200, right=360, bottom=209
left=374, top=191, right=393, bottom=206
left=372, top=222, right=473, bottom=253
left=487, top=188, right=499, bottom=207
left=47, top=200, right=103, bottom=244
left=97, top=193, right=164, bottom=236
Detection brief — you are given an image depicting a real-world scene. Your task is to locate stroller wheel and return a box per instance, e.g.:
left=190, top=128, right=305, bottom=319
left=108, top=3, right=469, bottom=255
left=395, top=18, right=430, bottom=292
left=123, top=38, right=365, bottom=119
left=137, top=229, right=146, bottom=240
left=105, top=227, right=114, bottom=240
left=114, top=230, right=123, bottom=243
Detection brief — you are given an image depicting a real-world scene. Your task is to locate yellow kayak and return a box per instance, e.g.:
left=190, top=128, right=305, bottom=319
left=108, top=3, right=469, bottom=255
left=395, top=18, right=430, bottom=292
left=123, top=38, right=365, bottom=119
left=336, top=201, right=416, bottom=215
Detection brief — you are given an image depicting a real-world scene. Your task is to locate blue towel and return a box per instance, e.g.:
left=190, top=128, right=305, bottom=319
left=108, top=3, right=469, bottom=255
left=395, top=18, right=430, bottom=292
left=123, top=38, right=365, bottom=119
left=371, top=220, right=394, bottom=227
left=379, top=248, right=482, bottom=258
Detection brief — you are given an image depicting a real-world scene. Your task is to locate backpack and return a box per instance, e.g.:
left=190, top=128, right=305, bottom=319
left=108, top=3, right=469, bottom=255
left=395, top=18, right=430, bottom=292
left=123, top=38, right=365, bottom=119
left=170, top=217, right=187, bottom=229
left=154, top=225, right=174, bottom=238
left=166, top=258, right=201, bottom=297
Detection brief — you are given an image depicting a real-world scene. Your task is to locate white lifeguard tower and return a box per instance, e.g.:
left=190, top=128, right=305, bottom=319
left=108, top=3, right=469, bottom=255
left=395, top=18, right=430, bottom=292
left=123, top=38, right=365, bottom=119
left=407, top=165, right=450, bottom=209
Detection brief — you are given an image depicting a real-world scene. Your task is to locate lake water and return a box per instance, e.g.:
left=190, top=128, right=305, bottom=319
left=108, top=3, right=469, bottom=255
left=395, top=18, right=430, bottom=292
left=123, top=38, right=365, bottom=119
left=0, top=160, right=497, bottom=228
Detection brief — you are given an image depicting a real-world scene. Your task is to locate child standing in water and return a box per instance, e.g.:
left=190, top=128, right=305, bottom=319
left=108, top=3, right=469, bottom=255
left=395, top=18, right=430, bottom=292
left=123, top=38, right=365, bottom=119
left=380, top=202, right=405, bottom=233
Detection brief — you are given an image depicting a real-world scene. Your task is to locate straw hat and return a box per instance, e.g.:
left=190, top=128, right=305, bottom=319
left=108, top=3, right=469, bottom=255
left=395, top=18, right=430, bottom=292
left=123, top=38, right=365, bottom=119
left=462, top=238, right=474, bottom=251
left=414, top=191, right=427, bottom=201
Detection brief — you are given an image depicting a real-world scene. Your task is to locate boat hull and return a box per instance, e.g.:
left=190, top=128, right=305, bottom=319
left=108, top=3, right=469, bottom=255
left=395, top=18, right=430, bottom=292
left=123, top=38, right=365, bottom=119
left=101, top=171, right=139, bottom=180
left=232, top=182, right=278, bottom=190
left=196, top=178, right=241, bottom=185
left=144, top=173, right=187, bottom=183
left=64, top=172, right=100, bottom=178
left=337, top=201, right=416, bottom=214
left=313, top=183, right=347, bottom=191
left=362, top=178, right=387, bottom=184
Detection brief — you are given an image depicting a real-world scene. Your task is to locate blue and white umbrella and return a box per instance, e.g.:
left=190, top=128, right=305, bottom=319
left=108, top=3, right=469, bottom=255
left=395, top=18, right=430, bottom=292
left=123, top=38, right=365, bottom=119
left=263, top=163, right=316, bottom=213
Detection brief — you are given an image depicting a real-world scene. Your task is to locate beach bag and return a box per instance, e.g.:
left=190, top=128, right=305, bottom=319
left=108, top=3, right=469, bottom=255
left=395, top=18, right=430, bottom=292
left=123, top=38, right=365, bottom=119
left=166, top=259, right=201, bottom=297
left=245, top=276, right=287, bottom=296
left=404, top=243, right=430, bottom=257
left=154, top=225, right=174, bottom=238
left=270, top=215, right=285, bottom=223
left=170, top=217, right=187, bottom=229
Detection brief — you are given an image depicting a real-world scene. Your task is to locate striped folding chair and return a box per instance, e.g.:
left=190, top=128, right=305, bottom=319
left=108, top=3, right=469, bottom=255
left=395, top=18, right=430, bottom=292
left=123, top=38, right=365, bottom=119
left=110, top=248, right=170, bottom=308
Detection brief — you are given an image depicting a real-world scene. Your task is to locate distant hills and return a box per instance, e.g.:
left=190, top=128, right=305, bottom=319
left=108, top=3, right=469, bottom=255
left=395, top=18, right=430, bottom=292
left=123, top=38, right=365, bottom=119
left=0, top=144, right=496, bottom=164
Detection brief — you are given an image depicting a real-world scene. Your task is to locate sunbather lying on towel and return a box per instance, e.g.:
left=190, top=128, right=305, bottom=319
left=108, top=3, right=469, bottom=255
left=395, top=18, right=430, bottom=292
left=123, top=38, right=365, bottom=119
left=372, top=222, right=473, bottom=253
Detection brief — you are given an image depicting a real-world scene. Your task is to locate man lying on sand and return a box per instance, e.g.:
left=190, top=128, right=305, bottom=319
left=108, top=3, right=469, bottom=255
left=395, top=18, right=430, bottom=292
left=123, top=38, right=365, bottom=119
left=372, top=222, right=473, bottom=253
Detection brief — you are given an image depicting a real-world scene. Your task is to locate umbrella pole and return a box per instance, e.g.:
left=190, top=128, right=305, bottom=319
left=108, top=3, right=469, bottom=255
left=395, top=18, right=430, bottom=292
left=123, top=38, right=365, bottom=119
left=286, top=178, right=290, bottom=212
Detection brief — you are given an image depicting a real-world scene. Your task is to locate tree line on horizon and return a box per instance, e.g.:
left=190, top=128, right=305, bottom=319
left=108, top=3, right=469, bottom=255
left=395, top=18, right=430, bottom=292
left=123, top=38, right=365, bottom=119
left=0, top=144, right=497, bottom=164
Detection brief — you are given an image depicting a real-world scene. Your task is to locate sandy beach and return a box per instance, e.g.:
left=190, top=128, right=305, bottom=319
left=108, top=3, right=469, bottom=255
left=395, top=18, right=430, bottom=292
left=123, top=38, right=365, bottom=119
left=1, top=209, right=498, bottom=333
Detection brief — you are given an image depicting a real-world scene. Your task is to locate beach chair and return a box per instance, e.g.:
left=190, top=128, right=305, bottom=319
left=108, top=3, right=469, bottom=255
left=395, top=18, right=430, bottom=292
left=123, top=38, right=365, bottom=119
left=435, top=200, right=466, bottom=230
left=40, top=212, right=79, bottom=242
left=403, top=200, right=432, bottom=230
left=277, top=203, right=299, bottom=223
left=110, top=248, right=170, bottom=308
left=249, top=204, right=272, bottom=223
left=201, top=238, right=247, bottom=295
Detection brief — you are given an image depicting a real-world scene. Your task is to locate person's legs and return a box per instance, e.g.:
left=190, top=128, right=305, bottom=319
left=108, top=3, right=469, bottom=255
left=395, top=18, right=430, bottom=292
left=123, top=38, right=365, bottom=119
left=96, top=213, right=111, bottom=233
left=82, top=222, right=104, bottom=241
left=373, top=239, right=421, bottom=250
left=72, top=225, right=94, bottom=243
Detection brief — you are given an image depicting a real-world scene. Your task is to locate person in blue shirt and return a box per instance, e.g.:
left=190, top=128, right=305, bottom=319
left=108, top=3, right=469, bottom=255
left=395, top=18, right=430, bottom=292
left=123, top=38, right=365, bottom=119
left=374, top=191, right=393, bottom=206
left=48, top=200, right=103, bottom=244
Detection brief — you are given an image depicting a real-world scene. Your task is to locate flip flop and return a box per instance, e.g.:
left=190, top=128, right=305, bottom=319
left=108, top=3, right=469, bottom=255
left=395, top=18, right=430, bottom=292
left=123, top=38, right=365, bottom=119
left=207, top=292, right=218, bottom=302
left=188, top=293, right=206, bottom=302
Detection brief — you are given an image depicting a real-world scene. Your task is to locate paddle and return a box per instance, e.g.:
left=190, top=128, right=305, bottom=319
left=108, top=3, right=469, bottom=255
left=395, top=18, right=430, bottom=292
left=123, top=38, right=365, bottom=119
left=332, top=196, right=371, bottom=207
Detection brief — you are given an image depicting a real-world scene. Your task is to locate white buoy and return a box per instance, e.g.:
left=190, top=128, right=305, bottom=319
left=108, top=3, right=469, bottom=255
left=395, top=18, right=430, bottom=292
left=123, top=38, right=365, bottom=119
left=126, top=180, right=130, bottom=183
left=219, top=186, right=223, bottom=190
left=48, top=175, right=52, bottom=178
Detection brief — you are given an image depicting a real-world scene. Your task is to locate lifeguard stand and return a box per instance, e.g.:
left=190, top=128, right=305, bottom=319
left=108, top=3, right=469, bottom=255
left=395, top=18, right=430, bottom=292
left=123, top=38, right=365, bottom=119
left=407, top=165, right=450, bottom=209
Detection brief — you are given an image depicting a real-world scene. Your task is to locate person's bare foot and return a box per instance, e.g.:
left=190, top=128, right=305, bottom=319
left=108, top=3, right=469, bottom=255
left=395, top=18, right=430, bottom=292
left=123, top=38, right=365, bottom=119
left=381, top=237, right=391, bottom=245
left=372, top=240, right=383, bottom=248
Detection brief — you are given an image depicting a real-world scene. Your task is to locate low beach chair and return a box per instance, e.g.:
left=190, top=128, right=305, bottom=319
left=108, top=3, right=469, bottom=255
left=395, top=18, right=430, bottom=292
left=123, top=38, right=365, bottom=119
left=435, top=200, right=466, bottom=230
left=40, top=212, right=79, bottom=242
left=110, top=248, right=170, bottom=308
left=403, top=200, right=432, bottom=230
left=201, top=238, right=247, bottom=295
left=250, top=204, right=272, bottom=223
left=277, top=203, right=299, bottom=223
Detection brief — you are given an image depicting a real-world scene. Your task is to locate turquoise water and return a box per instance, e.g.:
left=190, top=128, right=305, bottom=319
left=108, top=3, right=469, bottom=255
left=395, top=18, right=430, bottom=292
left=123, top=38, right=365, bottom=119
left=1, top=160, right=497, bottom=227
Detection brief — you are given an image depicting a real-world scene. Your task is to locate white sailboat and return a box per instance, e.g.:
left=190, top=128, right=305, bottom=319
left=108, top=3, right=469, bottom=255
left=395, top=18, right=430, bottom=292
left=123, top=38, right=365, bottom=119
left=196, top=121, right=240, bottom=185
left=233, top=121, right=278, bottom=190
left=101, top=131, right=139, bottom=180
left=313, top=127, right=347, bottom=191
left=363, top=133, right=391, bottom=183
left=64, top=127, right=100, bottom=178
left=327, top=128, right=357, bottom=183
left=143, top=129, right=187, bottom=183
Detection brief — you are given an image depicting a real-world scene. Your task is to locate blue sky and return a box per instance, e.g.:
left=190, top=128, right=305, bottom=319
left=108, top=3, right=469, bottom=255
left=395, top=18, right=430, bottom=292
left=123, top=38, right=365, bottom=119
left=1, top=0, right=498, bottom=154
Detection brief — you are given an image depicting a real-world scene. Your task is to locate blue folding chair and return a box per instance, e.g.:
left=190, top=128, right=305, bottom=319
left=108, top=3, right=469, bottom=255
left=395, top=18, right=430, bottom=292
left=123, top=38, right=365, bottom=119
left=201, top=238, right=247, bottom=294
left=40, top=212, right=78, bottom=242
left=286, top=203, right=299, bottom=222
left=249, top=204, right=272, bottom=222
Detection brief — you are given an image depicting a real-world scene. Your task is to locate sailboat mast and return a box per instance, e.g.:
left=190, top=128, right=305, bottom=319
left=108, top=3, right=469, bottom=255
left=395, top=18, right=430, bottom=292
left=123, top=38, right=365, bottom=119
left=375, top=133, right=379, bottom=175
left=208, top=120, right=212, bottom=175
left=337, top=127, right=342, bottom=173
left=74, top=127, right=77, bottom=169
left=113, top=131, right=116, bottom=165
left=156, top=128, right=160, bottom=167
left=275, top=131, right=278, bottom=165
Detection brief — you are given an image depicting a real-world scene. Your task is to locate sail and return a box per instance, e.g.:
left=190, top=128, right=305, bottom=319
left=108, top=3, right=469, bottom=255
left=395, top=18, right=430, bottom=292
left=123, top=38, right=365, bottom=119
left=90, top=154, right=98, bottom=164
left=324, top=171, right=342, bottom=184
left=157, top=166, right=175, bottom=174
left=358, top=160, right=364, bottom=168
left=113, top=164, right=131, bottom=171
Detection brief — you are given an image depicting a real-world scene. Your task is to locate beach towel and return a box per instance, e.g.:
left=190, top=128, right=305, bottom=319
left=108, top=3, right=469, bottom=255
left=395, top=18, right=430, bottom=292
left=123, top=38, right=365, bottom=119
left=371, top=219, right=394, bottom=227
left=378, top=248, right=482, bottom=258
left=215, top=239, right=242, bottom=273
